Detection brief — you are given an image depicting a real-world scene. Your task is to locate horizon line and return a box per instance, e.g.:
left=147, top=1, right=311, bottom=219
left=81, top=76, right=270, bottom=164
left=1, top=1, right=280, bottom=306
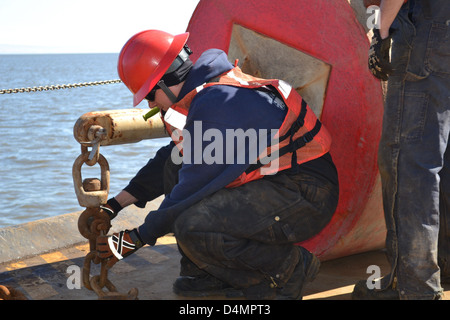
left=0, top=44, right=120, bottom=55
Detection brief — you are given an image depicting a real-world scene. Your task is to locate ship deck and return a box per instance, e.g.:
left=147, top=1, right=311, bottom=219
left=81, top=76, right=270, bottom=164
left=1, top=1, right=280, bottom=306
left=2, top=234, right=450, bottom=301
left=1, top=199, right=449, bottom=301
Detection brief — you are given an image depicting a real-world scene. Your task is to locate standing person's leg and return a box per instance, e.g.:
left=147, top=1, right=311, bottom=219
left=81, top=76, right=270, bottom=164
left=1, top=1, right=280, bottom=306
left=439, top=143, right=450, bottom=281
left=356, top=72, right=450, bottom=300
left=393, top=76, right=448, bottom=299
left=354, top=4, right=450, bottom=298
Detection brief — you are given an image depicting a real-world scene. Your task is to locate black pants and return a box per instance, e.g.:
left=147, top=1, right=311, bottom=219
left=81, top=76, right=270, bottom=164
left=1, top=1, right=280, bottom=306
left=165, top=158, right=339, bottom=298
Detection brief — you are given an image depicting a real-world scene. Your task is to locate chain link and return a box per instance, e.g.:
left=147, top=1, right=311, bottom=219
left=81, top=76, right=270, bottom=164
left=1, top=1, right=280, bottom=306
left=73, top=138, right=138, bottom=300
left=0, top=79, right=122, bottom=94
left=0, top=285, right=27, bottom=300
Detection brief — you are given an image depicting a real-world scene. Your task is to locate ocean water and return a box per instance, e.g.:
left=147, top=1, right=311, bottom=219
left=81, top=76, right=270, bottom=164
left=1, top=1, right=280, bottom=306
left=0, top=54, right=169, bottom=228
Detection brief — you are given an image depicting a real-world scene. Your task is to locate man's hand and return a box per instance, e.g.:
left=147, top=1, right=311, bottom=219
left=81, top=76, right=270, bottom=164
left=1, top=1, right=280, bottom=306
left=368, top=28, right=393, bottom=81
left=100, top=197, right=124, bottom=221
left=96, top=229, right=144, bottom=269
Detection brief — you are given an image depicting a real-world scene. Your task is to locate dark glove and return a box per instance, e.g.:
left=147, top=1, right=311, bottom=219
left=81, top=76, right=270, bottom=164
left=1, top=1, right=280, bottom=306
left=368, top=28, right=393, bottom=81
left=100, top=197, right=123, bottom=221
left=96, top=228, right=144, bottom=269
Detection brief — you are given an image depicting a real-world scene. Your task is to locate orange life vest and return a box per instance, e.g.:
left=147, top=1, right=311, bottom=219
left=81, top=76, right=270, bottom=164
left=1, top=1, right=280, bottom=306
left=162, top=66, right=332, bottom=188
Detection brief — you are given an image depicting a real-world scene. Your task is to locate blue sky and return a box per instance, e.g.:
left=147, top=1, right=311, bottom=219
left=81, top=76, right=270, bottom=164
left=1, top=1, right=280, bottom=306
left=0, top=0, right=200, bottom=54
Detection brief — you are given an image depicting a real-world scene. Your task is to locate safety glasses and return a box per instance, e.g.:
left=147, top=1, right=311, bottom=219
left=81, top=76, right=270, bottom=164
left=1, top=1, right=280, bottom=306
left=144, top=80, right=177, bottom=104
left=145, top=85, right=159, bottom=102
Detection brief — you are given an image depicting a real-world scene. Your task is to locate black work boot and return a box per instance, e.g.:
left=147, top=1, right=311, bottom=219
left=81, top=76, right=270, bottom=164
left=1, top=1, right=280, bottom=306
left=276, top=247, right=321, bottom=300
left=352, top=279, right=400, bottom=300
left=173, top=274, right=244, bottom=298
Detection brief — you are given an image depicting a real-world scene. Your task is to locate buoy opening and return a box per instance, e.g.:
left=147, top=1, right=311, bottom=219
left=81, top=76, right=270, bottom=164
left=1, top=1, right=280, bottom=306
left=228, top=24, right=331, bottom=118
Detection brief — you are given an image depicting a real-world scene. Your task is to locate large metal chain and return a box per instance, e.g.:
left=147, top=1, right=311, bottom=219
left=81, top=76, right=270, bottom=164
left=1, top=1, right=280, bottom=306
left=0, top=79, right=122, bottom=94
left=73, top=136, right=138, bottom=300
left=78, top=207, right=138, bottom=300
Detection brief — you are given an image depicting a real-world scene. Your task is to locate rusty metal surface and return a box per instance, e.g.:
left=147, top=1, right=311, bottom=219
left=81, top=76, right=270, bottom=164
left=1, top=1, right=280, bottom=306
left=73, top=108, right=167, bottom=147
left=0, top=284, right=27, bottom=300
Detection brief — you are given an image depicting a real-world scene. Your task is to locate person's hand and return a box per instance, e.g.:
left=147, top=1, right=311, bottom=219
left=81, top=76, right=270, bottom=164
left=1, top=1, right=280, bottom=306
left=96, top=229, right=144, bottom=269
left=100, top=197, right=124, bottom=221
left=368, top=28, right=393, bottom=81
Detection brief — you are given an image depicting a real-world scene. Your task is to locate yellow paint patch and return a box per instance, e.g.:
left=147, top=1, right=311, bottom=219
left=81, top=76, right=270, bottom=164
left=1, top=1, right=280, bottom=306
left=40, top=251, right=69, bottom=264
left=156, top=235, right=176, bottom=245
left=303, top=284, right=355, bottom=300
left=4, top=261, right=28, bottom=271
left=75, top=243, right=90, bottom=252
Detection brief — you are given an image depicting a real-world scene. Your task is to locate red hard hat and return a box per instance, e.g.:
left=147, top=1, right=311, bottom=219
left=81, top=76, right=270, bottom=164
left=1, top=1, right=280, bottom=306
left=118, top=30, right=190, bottom=106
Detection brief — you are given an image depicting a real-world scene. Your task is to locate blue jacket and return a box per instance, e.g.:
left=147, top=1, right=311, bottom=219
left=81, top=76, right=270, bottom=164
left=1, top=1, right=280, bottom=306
left=125, top=49, right=336, bottom=245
